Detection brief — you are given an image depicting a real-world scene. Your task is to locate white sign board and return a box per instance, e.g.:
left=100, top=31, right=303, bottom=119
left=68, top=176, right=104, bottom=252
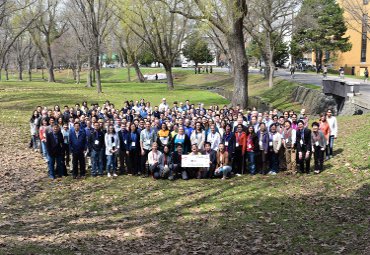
left=181, top=155, right=210, bottom=168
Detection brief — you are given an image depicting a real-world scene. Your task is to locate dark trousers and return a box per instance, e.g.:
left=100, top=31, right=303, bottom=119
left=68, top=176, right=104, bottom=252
left=149, top=163, right=160, bottom=179
left=62, top=144, right=70, bottom=176
left=72, top=151, right=86, bottom=177
left=313, top=146, right=324, bottom=172
left=269, top=151, right=279, bottom=173
left=127, top=149, right=140, bottom=175
left=119, top=150, right=127, bottom=174
left=48, top=155, right=63, bottom=178
left=141, top=149, right=150, bottom=175
left=328, top=135, right=335, bottom=157
left=256, top=151, right=268, bottom=174
left=232, top=148, right=245, bottom=174
left=297, top=148, right=311, bottom=174
left=278, top=146, right=286, bottom=171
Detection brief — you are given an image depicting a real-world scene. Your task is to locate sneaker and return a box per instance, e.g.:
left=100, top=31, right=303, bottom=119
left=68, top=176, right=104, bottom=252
left=113, top=173, right=118, bottom=177
left=235, top=173, right=242, bottom=177
left=168, top=175, right=174, bottom=181
left=221, top=176, right=227, bottom=180
left=268, top=171, right=277, bottom=175
left=314, top=170, right=320, bottom=174
left=181, top=171, right=188, bottom=180
left=107, top=173, right=112, bottom=177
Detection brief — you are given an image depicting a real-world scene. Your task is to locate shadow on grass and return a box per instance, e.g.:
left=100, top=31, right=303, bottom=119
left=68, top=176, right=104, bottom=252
left=0, top=172, right=369, bottom=254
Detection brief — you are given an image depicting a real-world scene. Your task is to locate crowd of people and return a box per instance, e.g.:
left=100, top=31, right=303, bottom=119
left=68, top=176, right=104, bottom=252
left=29, top=98, right=338, bottom=180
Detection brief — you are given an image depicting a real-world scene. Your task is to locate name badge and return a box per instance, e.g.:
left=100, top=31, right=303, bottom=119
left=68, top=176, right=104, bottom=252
left=259, top=141, right=263, bottom=146
left=300, top=140, right=303, bottom=145
left=285, top=139, right=289, bottom=143
left=235, top=142, right=239, bottom=147
left=315, top=141, right=319, bottom=146
left=160, top=137, right=168, bottom=145
left=269, top=141, right=273, bottom=146
left=248, top=144, right=252, bottom=149
left=132, top=142, right=136, bottom=147
left=225, top=141, right=229, bottom=146
left=112, top=142, right=116, bottom=147
left=124, top=140, right=127, bottom=144
left=95, top=140, right=99, bottom=145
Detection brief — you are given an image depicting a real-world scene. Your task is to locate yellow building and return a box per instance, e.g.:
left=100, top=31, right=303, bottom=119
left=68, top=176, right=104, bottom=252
left=334, top=0, right=370, bottom=76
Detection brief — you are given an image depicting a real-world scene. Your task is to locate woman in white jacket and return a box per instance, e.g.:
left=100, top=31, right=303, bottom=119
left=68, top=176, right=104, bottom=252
left=267, top=124, right=282, bottom=175
left=326, top=109, right=338, bottom=158
left=105, top=125, right=120, bottom=177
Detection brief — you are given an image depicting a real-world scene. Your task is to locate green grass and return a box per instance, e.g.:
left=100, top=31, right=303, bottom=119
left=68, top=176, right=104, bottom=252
left=0, top=69, right=369, bottom=254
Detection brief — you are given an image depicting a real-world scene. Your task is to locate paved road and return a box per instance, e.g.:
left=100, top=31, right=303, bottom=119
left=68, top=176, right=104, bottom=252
left=180, top=67, right=370, bottom=101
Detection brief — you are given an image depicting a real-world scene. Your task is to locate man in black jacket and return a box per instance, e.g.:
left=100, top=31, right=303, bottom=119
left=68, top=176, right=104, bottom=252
left=46, top=125, right=64, bottom=179
left=296, top=120, right=312, bottom=174
left=88, top=122, right=105, bottom=177
left=118, top=123, right=129, bottom=175
left=203, top=142, right=217, bottom=178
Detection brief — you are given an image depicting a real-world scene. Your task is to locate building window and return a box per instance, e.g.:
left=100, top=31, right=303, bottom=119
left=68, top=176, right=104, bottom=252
left=361, top=14, right=368, bottom=62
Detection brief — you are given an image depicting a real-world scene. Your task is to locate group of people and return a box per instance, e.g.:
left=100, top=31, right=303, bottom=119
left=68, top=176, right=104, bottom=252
left=29, top=98, right=338, bottom=180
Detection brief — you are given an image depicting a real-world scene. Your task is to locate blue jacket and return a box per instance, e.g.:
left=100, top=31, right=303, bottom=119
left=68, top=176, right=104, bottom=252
left=256, top=130, right=269, bottom=153
left=69, top=129, right=87, bottom=153
left=118, top=129, right=130, bottom=151
left=127, top=131, right=140, bottom=151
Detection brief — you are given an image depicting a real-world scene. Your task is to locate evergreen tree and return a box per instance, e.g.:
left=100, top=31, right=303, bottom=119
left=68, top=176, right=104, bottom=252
left=292, top=0, right=352, bottom=67
left=182, top=34, right=214, bottom=73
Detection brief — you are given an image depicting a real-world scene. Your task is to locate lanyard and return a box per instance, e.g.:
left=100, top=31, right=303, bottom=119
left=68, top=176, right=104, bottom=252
left=145, top=130, right=152, bottom=140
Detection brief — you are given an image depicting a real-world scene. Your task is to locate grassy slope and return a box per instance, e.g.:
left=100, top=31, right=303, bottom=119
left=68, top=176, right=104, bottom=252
left=0, top=68, right=369, bottom=254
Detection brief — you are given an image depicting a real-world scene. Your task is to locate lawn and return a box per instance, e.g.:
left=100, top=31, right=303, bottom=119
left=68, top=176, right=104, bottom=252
left=0, top=68, right=369, bottom=254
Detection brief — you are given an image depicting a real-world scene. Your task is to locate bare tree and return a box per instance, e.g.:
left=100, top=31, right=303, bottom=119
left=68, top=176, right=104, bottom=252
left=114, top=24, right=145, bottom=82
left=168, top=0, right=249, bottom=107
left=245, top=0, right=298, bottom=87
left=67, top=0, right=114, bottom=93
left=119, top=0, right=190, bottom=90
left=28, top=0, right=68, bottom=82
left=13, top=34, right=34, bottom=80
left=0, top=0, right=40, bottom=80
left=342, top=0, right=370, bottom=38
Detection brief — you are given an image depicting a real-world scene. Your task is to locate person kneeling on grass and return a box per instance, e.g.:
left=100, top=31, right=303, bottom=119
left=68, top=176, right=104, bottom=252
left=214, top=143, right=232, bottom=180
left=148, top=142, right=162, bottom=179
left=159, top=145, right=173, bottom=180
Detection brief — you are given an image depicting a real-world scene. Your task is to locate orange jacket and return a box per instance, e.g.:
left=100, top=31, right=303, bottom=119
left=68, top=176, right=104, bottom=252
left=319, top=121, right=330, bottom=141
left=234, top=131, right=247, bottom=155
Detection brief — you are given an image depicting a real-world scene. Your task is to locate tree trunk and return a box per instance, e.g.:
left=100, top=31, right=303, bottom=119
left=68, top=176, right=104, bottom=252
left=0, top=68, right=2, bottom=81
left=47, top=64, right=55, bottom=82
left=227, top=23, right=248, bottom=108
left=5, top=68, right=9, bottom=80
left=76, top=55, right=80, bottom=84
left=127, top=65, right=131, bottom=82
left=267, top=53, right=275, bottom=88
left=164, top=64, right=174, bottom=89
left=46, top=44, right=55, bottom=82
left=18, top=63, right=23, bottom=81
left=86, top=55, right=93, bottom=87
left=28, top=59, right=32, bottom=81
left=41, top=68, right=44, bottom=80
left=132, top=61, right=145, bottom=82
left=72, top=68, right=77, bottom=81
left=76, top=65, right=81, bottom=84
left=95, top=55, right=102, bottom=93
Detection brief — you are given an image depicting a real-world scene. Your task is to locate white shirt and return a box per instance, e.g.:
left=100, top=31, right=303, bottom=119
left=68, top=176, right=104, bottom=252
left=148, top=150, right=162, bottom=165
left=207, top=132, right=221, bottom=151
left=327, top=116, right=338, bottom=137
left=158, top=103, right=169, bottom=112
